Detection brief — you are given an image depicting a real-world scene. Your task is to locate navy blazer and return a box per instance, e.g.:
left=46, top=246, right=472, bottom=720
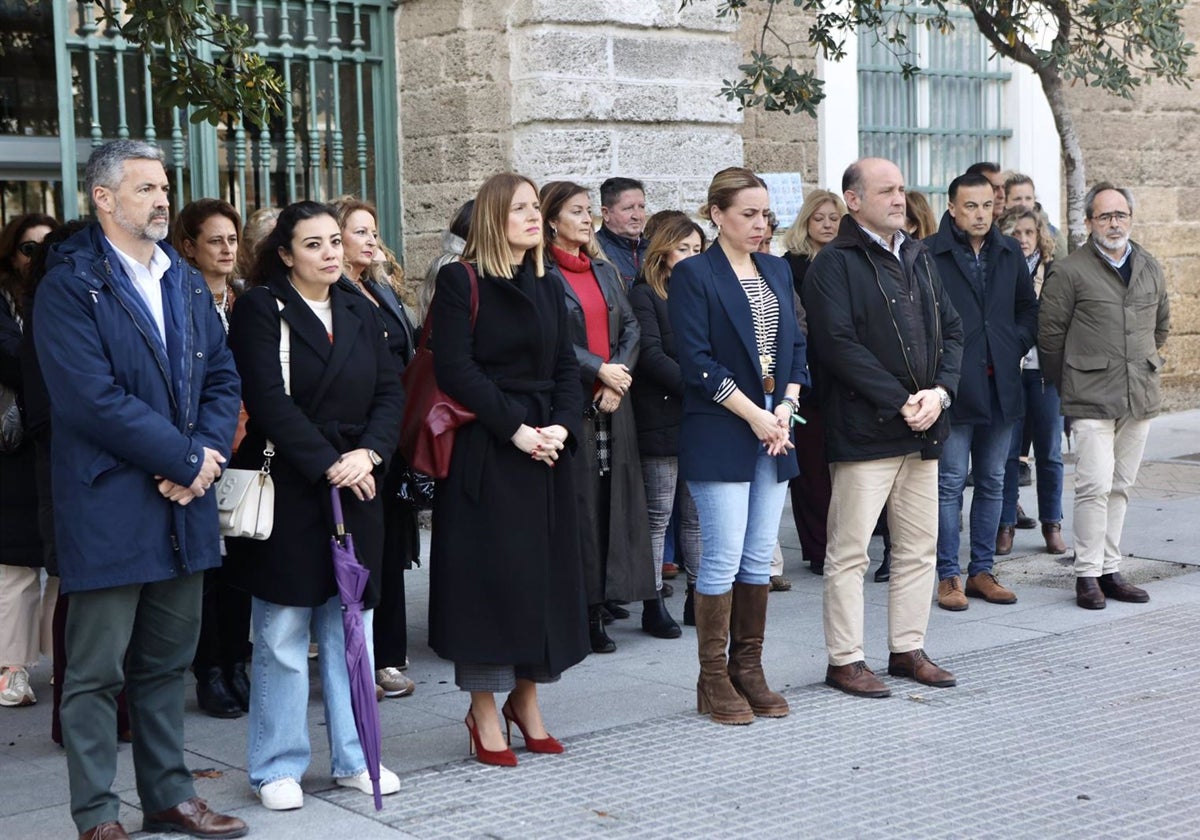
left=669, top=244, right=809, bottom=482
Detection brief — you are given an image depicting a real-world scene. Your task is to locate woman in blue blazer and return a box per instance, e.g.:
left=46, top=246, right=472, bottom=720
left=669, top=167, right=809, bottom=726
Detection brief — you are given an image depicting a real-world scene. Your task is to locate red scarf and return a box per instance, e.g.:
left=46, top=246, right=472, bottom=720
left=553, top=246, right=610, bottom=375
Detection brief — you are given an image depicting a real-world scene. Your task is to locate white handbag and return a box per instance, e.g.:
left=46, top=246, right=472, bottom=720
left=216, top=303, right=290, bottom=540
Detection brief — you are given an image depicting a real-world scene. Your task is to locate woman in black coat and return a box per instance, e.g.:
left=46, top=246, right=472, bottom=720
left=225, top=201, right=404, bottom=809
left=540, top=180, right=661, bottom=653
left=629, top=214, right=706, bottom=627
left=0, top=213, right=55, bottom=708
left=333, top=197, right=419, bottom=702
left=428, top=173, right=587, bottom=766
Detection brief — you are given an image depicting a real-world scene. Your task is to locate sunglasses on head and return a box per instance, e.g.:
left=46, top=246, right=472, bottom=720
left=17, top=240, right=40, bottom=258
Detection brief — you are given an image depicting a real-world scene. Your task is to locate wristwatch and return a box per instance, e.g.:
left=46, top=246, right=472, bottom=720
left=367, top=449, right=383, bottom=467
left=934, top=386, right=952, bottom=411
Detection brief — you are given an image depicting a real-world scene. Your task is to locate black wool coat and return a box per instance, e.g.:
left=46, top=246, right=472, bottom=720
left=225, top=277, right=403, bottom=609
left=0, top=291, right=41, bottom=568
left=628, top=279, right=682, bottom=457
left=427, top=260, right=589, bottom=672
left=551, top=257, right=656, bottom=605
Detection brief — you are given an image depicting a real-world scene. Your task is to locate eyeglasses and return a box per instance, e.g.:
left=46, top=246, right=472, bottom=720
left=1091, top=211, right=1131, bottom=224
left=17, top=240, right=40, bottom=257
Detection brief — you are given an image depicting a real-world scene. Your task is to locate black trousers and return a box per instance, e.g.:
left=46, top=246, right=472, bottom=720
left=192, top=564, right=251, bottom=673
left=373, top=479, right=419, bottom=668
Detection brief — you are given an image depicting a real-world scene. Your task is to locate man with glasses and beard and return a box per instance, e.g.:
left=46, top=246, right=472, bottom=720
left=1038, top=183, right=1171, bottom=611
left=33, top=140, right=245, bottom=839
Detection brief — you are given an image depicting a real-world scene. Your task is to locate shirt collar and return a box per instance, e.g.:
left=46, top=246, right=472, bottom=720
left=1092, top=239, right=1132, bottom=269
left=106, top=237, right=171, bottom=281
left=857, top=223, right=905, bottom=258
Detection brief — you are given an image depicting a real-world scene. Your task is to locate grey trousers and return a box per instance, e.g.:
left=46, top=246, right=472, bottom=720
left=454, top=662, right=559, bottom=693
left=61, top=573, right=202, bottom=833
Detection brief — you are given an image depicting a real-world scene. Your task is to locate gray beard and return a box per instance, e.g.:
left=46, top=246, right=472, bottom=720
left=1096, top=231, right=1129, bottom=253
left=115, top=204, right=169, bottom=243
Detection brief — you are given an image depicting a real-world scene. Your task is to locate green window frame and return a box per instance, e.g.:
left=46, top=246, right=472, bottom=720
left=53, top=0, right=400, bottom=248
left=858, top=6, right=1012, bottom=209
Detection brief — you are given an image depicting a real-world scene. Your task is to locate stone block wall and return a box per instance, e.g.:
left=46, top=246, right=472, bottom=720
left=395, top=0, right=746, bottom=275
left=1067, top=2, right=1200, bottom=401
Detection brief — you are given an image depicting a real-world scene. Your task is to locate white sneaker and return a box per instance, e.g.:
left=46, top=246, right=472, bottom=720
left=336, top=766, right=400, bottom=796
left=258, top=778, right=304, bottom=810
left=0, top=667, right=35, bottom=707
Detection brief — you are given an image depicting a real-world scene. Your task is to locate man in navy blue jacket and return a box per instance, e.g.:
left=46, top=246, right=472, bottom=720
left=34, top=140, right=245, bottom=840
left=925, top=173, right=1038, bottom=612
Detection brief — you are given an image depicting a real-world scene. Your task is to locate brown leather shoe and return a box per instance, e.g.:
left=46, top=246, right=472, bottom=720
left=693, top=592, right=754, bottom=725
left=1098, top=572, right=1149, bottom=603
left=1076, top=577, right=1106, bottom=610
left=142, top=797, right=248, bottom=838
left=727, top=583, right=789, bottom=717
left=825, top=661, right=891, bottom=698
left=937, top=577, right=968, bottom=611
left=966, top=572, right=1017, bottom=604
left=80, top=822, right=130, bottom=840
left=1042, top=522, right=1067, bottom=554
left=887, top=649, right=957, bottom=687
left=995, top=525, right=1015, bottom=556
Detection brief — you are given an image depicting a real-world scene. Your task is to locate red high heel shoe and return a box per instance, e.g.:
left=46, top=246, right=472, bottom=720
left=465, top=710, right=518, bottom=766
left=501, top=699, right=564, bottom=754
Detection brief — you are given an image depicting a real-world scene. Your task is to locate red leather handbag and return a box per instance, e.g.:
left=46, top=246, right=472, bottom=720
left=398, top=262, right=479, bottom=479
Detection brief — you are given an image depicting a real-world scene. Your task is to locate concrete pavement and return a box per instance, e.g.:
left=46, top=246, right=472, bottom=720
left=2, top=409, right=1198, bottom=839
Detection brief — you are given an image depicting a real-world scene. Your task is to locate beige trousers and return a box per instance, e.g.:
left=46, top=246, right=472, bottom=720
left=823, top=453, right=937, bottom=666
left=770, top=542, right=784, bottom=576
left=1072, top=416, right=1151, bottom=577
left=0, top=566, right=56, bottom=666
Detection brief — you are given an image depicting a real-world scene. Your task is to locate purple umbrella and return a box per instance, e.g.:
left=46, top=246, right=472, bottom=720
left=329, top=486, right=384, bottom=810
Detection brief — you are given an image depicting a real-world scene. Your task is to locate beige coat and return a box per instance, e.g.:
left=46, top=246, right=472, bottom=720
left=1038, top=239, right=1170, bottom=420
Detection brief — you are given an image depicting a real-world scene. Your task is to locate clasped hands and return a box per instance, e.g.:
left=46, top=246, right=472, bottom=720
left=155, top=447, right=225, bottom=507
left=512, top=423, right=569, bottom=466
left=751, top=406, right=795, bottom=456
left=326, top=448, right=377, bottom=501
left=899, top=389, right=943, bottom=432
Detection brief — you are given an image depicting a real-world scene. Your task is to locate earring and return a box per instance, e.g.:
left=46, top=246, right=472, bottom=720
left=549, top=226, right=558, bottom=238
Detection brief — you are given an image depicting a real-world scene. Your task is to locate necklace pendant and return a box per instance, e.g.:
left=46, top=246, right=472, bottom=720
left=759, top=353, right=773, bottom=372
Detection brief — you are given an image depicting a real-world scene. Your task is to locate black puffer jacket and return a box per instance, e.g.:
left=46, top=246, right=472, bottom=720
left=802, top=216, right=963, bottom=463
left=628, top=279, right=682, bottom=456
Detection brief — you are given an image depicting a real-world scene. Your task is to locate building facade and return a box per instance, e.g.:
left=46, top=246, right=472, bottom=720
left=1, top=0, right=1194, bottom=395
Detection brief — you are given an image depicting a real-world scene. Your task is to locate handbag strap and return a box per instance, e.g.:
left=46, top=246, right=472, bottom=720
left=330, top=485, right=345, bottom=536
left=417, top=261, right=478, bottom=350
left=262, top=299, right=290, bottom=470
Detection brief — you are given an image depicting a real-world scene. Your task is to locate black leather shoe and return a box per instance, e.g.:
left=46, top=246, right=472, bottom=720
left=1098, top=572, right=1150, bottom=603
left=588, top=605, right=616, bottom=653
left=642, top=592, right=682, bottom=639
left=873, top=547, right=891, bottom=583
left=1015, top=504, right=1037, bottom=530
left=226, top=661, right=250, bottom=712
left=1075, top=577, right=1106, bottom=610
left=661, top=581, right=674, bottom=598
left=196, top=667, right=243, bottom=718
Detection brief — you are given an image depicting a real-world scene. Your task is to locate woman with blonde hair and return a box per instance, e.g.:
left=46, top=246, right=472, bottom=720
left=779, top=189, right=845, bottom=578
left=330, top=196, right=420, bottom=702
left=629, top=214, right=706, bottom=626
left=428, top=173, right=588, bottom=765
left=996, top=206, right=1066, bottom=556
left=670, top=167, right=809, bottom=725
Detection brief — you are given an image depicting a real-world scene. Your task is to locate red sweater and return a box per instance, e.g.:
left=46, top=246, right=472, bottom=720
left=553, top=247, right=610, bottom=379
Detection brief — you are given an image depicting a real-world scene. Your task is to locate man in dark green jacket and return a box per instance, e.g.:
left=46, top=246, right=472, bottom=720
left=1038, top=182, right=1171, bottom=610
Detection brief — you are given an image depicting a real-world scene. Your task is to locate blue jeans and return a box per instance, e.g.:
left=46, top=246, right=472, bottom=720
left=247, top=594, right=374, bottom=790
left=937, top=415, right=1016, bottom=579
left=688, top=451, right=790, bottom=595
left=1000, top=369, right=1064, bottom=525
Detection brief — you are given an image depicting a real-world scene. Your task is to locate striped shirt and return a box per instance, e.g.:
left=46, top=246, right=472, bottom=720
left=714, top=275, right=780, bottom=403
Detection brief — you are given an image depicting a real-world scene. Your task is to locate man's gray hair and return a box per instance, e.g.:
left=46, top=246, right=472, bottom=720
left=1084, top=182, right=1135, bottom=219
left=84, top=139, right=166, bottom=205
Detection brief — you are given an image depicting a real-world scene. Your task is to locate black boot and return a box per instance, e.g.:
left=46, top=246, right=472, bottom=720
left=642, top=592, right=682, bottom=639
left=226, top=660, right=251, bottom=712
left=683, top=584, right=696, bottom=627
left=196, top=666, right=243, bottom=718
left=589, top=605, right=616, bottom=653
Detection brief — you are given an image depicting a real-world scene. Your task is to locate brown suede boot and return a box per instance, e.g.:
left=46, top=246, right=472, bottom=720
left=693, top=591, right=754, bottom=725
left=727, top=582, right=789, bottom=717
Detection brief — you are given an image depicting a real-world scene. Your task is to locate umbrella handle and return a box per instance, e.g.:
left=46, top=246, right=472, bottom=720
left=330, top=485, right=346, bottom=537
